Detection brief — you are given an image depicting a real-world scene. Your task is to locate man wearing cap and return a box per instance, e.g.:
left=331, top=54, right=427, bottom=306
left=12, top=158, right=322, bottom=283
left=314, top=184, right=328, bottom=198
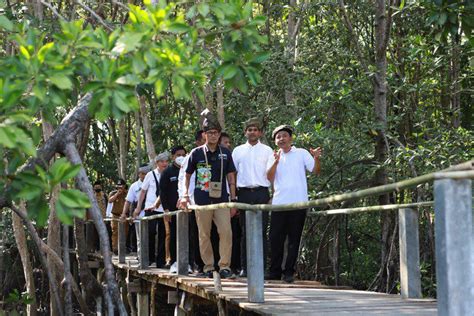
left=266, top=125, right=322, bottom=283
left=133, top=152, right=169, bottom=267
left=159, top=145, right=187, bottom=273
left=120, top=165, right=149, bottom=252
left=180, top=115, right=238, bottom=279
left=232, top=118, right=274, bottom=277
left=108, top=178, right=128, bottom=254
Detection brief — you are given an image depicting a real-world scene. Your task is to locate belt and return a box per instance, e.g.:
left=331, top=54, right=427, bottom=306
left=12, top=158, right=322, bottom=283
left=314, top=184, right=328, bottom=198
left=238, top=186, right=268, bottom=192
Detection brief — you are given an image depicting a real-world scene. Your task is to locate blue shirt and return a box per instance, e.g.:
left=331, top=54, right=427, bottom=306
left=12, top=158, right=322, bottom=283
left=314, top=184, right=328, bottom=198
left=186, top=145, right=236, bottom=205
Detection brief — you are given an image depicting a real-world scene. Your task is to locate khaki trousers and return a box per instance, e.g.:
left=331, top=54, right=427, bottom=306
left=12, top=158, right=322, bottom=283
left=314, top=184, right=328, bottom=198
left=195, top=208, right=232, bottom=272
left=111, top=215, right=129, bottom=252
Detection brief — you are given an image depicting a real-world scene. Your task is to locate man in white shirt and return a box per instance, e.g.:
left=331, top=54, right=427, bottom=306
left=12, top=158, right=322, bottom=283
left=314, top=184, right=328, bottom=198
left=133, top=152, right=169, bottom=267
left=232, top=118, right=273, bottom=277
left=266, top=125, right=322, bottom=283
left=178, top=130, right=206, bottom=272
left=120, top=165, right=149, bottom=253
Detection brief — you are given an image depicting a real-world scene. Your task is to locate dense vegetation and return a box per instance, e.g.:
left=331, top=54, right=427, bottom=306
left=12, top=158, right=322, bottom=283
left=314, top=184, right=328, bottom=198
left=0, top=0, right=472, bottom=314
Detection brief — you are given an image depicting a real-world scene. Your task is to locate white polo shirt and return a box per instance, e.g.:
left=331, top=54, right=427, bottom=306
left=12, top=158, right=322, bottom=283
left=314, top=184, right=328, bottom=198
left=126, top=179, right=143, bottom=203
left=141, top=169, right=164, bottom=214
left=233, top=140, right=273, bottom=188
left=178, top=154, right=196, bottom=202
left=266, top=146, right=315, bottom=205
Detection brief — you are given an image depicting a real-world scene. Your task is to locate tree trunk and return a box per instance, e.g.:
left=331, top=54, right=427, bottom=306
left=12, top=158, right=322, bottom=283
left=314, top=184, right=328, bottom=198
left=216, top=78, right=225, bottom=130
left=285, top=0, right=300, bottom=106
left=41, top=114, right=62, bottom=316
left=450, top=33, right=461, bottom=128
left=373, top=0, right=394, bottom=292
left=12, top=202, right=38, bottom=316
left=139, top=95, right=156, bottom=163
left=107, top=118, right=121, bottom=175
left=118, top=118, right=127, bottom=179
left=135, top=110, right=142, bottom=175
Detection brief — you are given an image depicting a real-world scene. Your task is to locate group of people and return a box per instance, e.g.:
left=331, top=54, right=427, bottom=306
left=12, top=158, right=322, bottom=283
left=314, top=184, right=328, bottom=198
left=97, top=115, right=322, bottom=283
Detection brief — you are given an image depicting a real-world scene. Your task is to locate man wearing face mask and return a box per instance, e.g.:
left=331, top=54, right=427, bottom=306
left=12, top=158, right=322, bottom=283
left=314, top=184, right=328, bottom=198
left=133, top=152, right=169, bottom=267
left=159, top=145, right=187, bottom=273
left=266, top=125, right=322, bottom=283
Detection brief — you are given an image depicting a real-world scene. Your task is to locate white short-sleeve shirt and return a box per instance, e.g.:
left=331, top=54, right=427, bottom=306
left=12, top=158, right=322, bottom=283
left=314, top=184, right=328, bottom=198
left=126, top=179, right=143, bottom=203
left=266, top=146, right=315, bottom=205
left=178, top=154, right=196, bottom=201
left=233, top=140, right=273, bottom=188
left=141, top=169, right=164, bottom=213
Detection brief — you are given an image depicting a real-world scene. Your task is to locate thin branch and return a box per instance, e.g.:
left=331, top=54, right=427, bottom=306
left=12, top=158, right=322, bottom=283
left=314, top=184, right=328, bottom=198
left=76, top=0, right=113, bottom=31
left=39, top=0, right=67, bottom=20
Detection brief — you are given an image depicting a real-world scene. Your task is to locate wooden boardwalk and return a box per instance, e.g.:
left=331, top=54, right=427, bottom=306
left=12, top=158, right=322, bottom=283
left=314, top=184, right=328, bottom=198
left=112, top=255, right=437, bottom=315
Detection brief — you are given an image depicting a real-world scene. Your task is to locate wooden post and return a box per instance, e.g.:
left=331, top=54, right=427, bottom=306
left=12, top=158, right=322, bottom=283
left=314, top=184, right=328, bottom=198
left=434, top=179, right=473, bottom=315
left=398, top=208, right=421, bottom=298
left=138, top=220, right=149, bottom=269
left=118, top=221, right=126, bottom=264
left=177, top=212, right=189, bottom=275
left=246, top=210, right=265, bottom=303
left=137, top=292, right=149, bottom=316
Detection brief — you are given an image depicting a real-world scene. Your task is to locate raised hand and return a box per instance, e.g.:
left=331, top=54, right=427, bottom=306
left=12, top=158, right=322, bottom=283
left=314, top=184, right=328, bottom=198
left=310, top=147, right=322, bottom=159
left=274, top=149, right=282, bottom=163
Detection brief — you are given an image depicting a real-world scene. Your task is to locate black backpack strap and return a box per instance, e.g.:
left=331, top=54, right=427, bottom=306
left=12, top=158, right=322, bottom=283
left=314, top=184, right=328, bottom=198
left=151, top=170, right=160, bottom=197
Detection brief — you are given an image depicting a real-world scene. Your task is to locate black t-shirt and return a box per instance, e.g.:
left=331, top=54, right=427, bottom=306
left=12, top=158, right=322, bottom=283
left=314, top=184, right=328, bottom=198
left=186, top=145, right=236, bottom=205
left=159, top=164, right=180, bottom=212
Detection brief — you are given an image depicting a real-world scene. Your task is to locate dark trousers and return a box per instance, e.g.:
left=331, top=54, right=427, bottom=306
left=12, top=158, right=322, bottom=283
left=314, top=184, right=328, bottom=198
left=237, top=187, right=270, bottom=271
left=230, top=216, right=242, bottom=272
left=127, top=221, right=137, bottom=252
left=144, top=211, right=166, bottom=267
left=168, top=217, right=177, bottom=263
left=211, top=223, right=220, bottom=270
left=269, top=209, right=307, bottom=277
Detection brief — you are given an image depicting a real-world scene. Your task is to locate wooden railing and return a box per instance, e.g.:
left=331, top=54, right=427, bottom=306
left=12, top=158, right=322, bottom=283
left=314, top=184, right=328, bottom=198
left=95, top=160, right=473, bottom=315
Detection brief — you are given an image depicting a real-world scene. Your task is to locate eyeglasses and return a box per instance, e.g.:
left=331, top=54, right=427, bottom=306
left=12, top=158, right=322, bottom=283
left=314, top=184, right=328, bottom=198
left=205, top=130, right=219, bottom=136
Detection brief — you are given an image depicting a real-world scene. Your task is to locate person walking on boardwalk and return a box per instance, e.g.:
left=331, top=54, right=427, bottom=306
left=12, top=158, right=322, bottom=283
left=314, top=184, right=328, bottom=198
left=120, top=165, right=149, bottom=253
left=159, top=145, right=187, bottom=273
left=133, top=152, right=169, bottom=267
left=178, top=130, right=206, bottom=273
left=266, top=125, right=322, bottom=283
left=108, top=178, right=128, bottom=254
left=232, top=118, right=274, bottom=277
left=180, top=114, right=238, bottom=279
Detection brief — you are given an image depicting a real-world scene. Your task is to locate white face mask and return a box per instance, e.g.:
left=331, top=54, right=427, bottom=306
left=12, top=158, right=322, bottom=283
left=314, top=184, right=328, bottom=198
left=175, top=156, right=186, bottom=166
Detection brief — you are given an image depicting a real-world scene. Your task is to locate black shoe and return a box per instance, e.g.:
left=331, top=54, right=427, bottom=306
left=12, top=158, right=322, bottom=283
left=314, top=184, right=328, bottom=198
left=197, top=270, right=213, bottom=278
left=282, top=274, right=294, bottom=283
left=264, top=272, right=280, bottom=280
left=239, top=269, right=247, bottom=278
left=219, top=269, right=236, bottom=279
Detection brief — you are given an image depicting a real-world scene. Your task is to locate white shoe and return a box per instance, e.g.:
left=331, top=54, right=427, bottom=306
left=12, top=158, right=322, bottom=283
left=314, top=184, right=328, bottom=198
left=188, top=265, right=193, bottom=273
left=170, top=262, right=177, bottom=274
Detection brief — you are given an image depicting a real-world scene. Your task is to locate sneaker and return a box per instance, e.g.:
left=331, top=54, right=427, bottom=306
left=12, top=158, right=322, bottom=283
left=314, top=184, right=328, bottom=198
left=169, top=262, right=177, bottom=274
left=282, top=274, right=294, bottom=284
left=188, top=265, right=193, bottom=274
left=219, top=269, right=236, bottom=279
left=197, top=270, right=213, bottom=278
left=239, top=269, right=247, bottom=278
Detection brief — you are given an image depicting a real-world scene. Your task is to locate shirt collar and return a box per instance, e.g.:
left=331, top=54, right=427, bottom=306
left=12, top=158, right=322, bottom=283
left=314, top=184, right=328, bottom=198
left=245, top=140, right=261, bottom=147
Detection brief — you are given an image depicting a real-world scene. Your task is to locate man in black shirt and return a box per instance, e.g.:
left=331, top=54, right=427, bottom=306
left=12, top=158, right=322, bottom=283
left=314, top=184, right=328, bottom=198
left=180, top=115, right=238, bottom=279
left=159, top=145, right=187, bottom=272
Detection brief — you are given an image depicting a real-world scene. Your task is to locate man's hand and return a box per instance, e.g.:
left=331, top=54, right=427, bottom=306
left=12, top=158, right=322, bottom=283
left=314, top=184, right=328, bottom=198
left=179, top=196, right=190, bottom=212
left=132, top=208, right=141, bottom=220
left=230, top=208, right=238, bottom=218
left=274, top=149, right=281, bottom=163
left=310, top=147, right=322, bottom=159
left=120, top=213, right=127, bottom=221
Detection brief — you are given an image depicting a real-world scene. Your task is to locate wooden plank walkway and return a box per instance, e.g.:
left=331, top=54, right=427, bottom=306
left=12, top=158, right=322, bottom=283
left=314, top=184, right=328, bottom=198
left=110, top=255, right=437, bottom=315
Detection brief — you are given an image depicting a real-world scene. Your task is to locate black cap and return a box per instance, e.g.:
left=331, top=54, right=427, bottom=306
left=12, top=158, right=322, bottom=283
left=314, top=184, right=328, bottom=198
left=272, top=125, right=294, bottom=140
